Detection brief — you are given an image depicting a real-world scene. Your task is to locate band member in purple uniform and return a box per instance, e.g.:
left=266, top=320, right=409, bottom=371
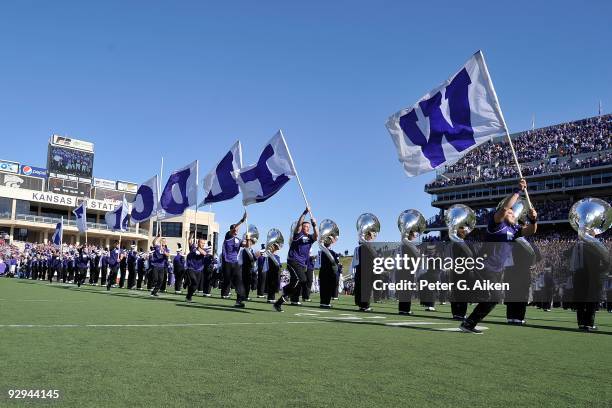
left=106, top=241, right=124, bottom=291
left=460, top=179, right=538, bottom=334
left=221, top=212, right=248, bottom=307
left=185, top=234, right=209, bottom=302
left=274, top=207, right=318, bottom=312
left=150, top=234, right=170, bottom=297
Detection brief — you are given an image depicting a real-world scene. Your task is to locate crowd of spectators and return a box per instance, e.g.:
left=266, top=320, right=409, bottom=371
left=426, top=114, right=611, bottom=189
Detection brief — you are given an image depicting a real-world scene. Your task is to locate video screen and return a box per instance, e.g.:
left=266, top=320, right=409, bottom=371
left=47, top=146, right=94, bottom=179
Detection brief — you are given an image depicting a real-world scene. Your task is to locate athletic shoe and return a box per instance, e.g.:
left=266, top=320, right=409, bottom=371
left=290, top=301, right=302, bottom=306
left=543, top=309, right=551, bottom=312
left=273, top=303, right=284, bottom=312
left=175, top=291, right=182, bottom=295
left=234, top=302, right=245, bottom=308
left=304, top=299, right=312, bottom=302
left=267, top=299, right=275, bottom=303
left=320, top=304, right=332, bottom=309
left=424, top=306, right=436, bottom=312
left=332, top=297, right=339, bottom=300
left=359, top=307, right=373, bottom=312
left=222, top=295, right=230, bottom=299
left=202, top=293, right=211, bottom=297
left=150, top=292, right=159, bottom=297
left=398, top=311, right=412, bottom=315
left=459, top=322, right=482, bottom=334
left=257, top=295, right=265, bottom=298
left=579, top=325, right=598, bottom=332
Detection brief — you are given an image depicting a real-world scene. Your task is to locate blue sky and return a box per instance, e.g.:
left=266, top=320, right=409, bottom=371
left=0, top=0, right=610, bottom=254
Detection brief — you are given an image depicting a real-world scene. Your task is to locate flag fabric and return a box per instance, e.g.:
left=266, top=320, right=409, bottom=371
left=386, top=50, right=506, bottom=177
left=131, top=175, right=159, bottom=223
left=159, top=160, right=198, bottom=215
left=51, top=218, right=63, bottom=246
left=72, top=202, right=87, bottom=233
left=201, top=141, right=242, bottom=206
left=236, top=131, right=297, bottom=206
left=105, top=196, right=129, bottom=231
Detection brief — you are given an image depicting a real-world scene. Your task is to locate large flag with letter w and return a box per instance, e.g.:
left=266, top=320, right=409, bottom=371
left=160, top=161, right=198, bottom=216
left=386, top=50, right=506, bottom=177
left=72, top=202, right=87, bottom=233
left=237, top=131, right=296, bottom=206
left=105, top=196, right=129, bottom=231
left=131, top=175, right=159, bottom=223
left=200, top=141, right=242, bottom=206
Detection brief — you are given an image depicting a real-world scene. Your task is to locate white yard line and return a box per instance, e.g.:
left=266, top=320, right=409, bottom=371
left=0, top=321, right=330, bottom=329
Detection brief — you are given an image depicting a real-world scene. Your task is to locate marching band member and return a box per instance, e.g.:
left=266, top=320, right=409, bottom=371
left=106, top=241, right=124, bottom=291
left=173, top=244, right=186, bottom=294
left=75, top=245, right=89, bottom=288
left=239, top=236, right=256, bottom=301
left=256, top=244, right=267, bottom=298
left=127, top=243, right=138, bottom=290
left=273, top=207, right=318, bottom=312
left=150, top=234, right=170, bottom=297
left=460, top=179, right=538, bottom=334
left=265, top=244, right=281, bottom=303
left=221, top=212, right=248, bottom=307
left=185, top=234, right=208, bottom=302
left=318, top=236, right=339, bottom=308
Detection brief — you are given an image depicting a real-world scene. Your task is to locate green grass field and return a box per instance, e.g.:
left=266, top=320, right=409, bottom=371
left=1, top=278, right=611, bottom=408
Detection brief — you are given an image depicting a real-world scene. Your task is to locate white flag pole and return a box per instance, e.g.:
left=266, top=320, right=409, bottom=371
left=192, top=160, right=200, bottom=248
left=157, top=157, right=164, bottom=237
left=278, top=129, right=314, bottom=218
left=477, top=51, right=532, bottom=208
left=84, top=202, right=88, bottom=247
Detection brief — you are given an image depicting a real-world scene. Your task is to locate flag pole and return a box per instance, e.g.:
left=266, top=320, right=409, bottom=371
left=278, top=130, right=314, bottom=217
left=477, top=51, right=532, bottom=208
left=157, top=157, right=164, bottom=237
left=192, top=160, right=200, bottom=247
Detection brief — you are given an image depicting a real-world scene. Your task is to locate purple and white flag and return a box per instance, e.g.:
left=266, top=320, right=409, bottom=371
left=72, top=202, right=87, bottom=233
left=159, top=161, right=198, bottom=216
left=105, top=196, right=129, bottom=231
left=52, top=218, right=63, bottom=246
left=200, top=141, right=242, bottom=206
left=131, top=175, right=159, bottom=223
left=237, top=131, right=296, bottom=206
left=386, top=50, right=506, bottom=177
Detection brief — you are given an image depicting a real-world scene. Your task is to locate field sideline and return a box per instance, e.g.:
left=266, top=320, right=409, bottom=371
left=0, top=278, right=610, bottom=407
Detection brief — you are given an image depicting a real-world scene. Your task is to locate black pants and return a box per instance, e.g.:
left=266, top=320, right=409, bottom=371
left=77, top=267, right=87, bottom=287
left=319, top=269, right=336, bottom=306
left=200, top=266, right=213, bottom=295
left=451, top=302, right=468, bottom=318
left=174, top=268, right=185, bottom=292
left=106, top=265, right=119, bottom=290
left=119, top=265, right=127, bottom=288
left=291, top=267, right=313, bottom=301
left=242, top=265, right=252, bottom=300
left=136, top=268, right=144, bottom=289
left=464, top=270, right=503, bottom=327
left=257, top=268, right=266, bottom=296
left=90, top=267, right=99, bottom=284
left=333, top=272, right=340, bottom=298
left=575, top=302, right=597, bottom=327
left=266, top=268, right=279, bottom=301
left=398, top=301, right=412, bottom=313
left=222, top=262, right=245, bottom=302
left=127, top=265, right=136, bottom=289
left=48, top=268, right=58, bottom=283
left=280, top=260, right=307, bottom=302
left=506, top=302, right=527, bottom=321
left=100, top=267, right=107, bottom=286
left=186, top=269, right=201, bottom=300
left=150, top=266, right=165, bottom=295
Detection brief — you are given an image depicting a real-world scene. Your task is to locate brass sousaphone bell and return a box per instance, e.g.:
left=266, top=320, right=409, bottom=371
left=397, top=209, right=426, bottom=242
left=356, top=213, right=380, bottom=242
left=318, top=219, right=340, bottom=246
left=444, top=204, right=476, bottom=243
left=265, top=228, right=284, bottom=252
left=569, top=197, right=612, bottom=256
left=243, top=224, right=259, bottom=245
